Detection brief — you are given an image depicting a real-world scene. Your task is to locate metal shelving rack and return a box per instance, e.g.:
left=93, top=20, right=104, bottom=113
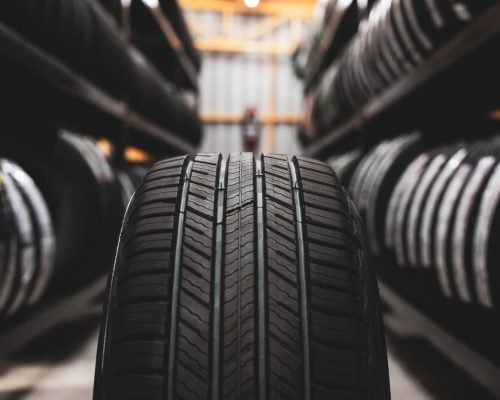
left=146, top=3, right=199, bottom=92
left=304, top=2, right=500, bottom=159
left=0, top=0, right=201, bottom=355
left=0, top=23, right=197, bottom=156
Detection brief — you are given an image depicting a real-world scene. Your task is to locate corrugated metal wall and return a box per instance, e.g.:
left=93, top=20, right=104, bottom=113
left=188, top=11, right=305, bottom=155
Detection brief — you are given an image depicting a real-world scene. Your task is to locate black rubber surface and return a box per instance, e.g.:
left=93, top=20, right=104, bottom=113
left=403, top=147, right=453, bottom=267
left=2, top=132, right=124, bottom=288
left=329, top=149, right=363, bottom=188
left=364, top=134, right=422, bottom=256
left=116, top=170, right=138, bottom=213
left=94, top=153, right=390, bottom=400
left=2, top=160, right=56, bottom=306
left=0, top=171, right=18, bottom=313
left=0, top=162, right=37, bottom=316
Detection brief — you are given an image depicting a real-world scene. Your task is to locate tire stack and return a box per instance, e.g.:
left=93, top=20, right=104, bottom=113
left=302, top=0, right=359, bottom=85
left=0, top=159, right=55, bottom=317
left=385, top=136, right=500, bottom=309
left=308, top=0, right=496, bottom=136
left=0, top=0, right=203, bottom=146
left=339, top=133, right=500, bottom=312
left=0, top=131, right=146, bottom=319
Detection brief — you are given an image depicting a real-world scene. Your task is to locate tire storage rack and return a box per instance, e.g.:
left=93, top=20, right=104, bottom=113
left=295, top=0, right=500, bottom=397
left=0, top=0, right=201, bottom=357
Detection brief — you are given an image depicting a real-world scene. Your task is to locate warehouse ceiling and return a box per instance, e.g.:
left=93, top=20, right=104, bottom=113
left=180, top=0, right=316, bottom=17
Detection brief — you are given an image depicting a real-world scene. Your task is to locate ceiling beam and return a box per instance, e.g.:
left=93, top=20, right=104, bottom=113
left=201, top=113, right=301, bottom=124
left=180, top=0, right=315, bottom=19
left=240, top=16, right=288, bottom=41
left=194, top=38, right=295, bottom=54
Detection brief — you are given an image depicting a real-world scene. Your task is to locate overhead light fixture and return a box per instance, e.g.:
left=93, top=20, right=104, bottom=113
left=244, top=0, right=260, bottom=8
left=337, top=0, right=354, bottom=8
left=357, top=0, right=368, bottom=11
left=141, top=0, right=159, bottom=8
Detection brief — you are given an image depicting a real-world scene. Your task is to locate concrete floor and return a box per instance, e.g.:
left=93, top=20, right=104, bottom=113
left=0, top=317, right=495, bottom=400
left=386, top=333, right=496, bottom=400
left=0, top=319, right=98, bottom=400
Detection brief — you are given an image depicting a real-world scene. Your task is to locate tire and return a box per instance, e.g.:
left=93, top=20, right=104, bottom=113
left=328, top=148, right=362, bottom=188
left=0, top=172, right=19, bottom=313
left=2, top=160, right=56, bottom=306
left=116, top=170, right=137, bottom=212
left=94, top=153, right=390, bottom=400
left=0, top=131, right=124, bottom=288
left=418, top=147, right=468, bottom=269
left=126, top=165, right=149, bottom=188
left=432, top=143, right=485, bottom=299
left=0, top=162, right=36, bottom=316
left=349, top=144, right=385, bottom=213
left=385, top=152, right=429, bottom=262
left=403, top=147, right=451, bottom=267
left=471, top=160, right=500, bottom=308
left=364, top=134, right=422, bottom=256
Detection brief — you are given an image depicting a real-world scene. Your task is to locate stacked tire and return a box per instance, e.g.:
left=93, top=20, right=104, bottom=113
left=302, top=0, right=359, bottom=85
left=93, top=153, right=390, bottom=400
left=0, top=159, right=55, bottom=317
left=0, top=0, right=202, bottom=145
left=343, top=133, right=500, bottom=311
left=0, top=131, right=146, bottom=319
left=385, top=137, right=500, bottom=309
left=308, top=0, right=496, bottom=136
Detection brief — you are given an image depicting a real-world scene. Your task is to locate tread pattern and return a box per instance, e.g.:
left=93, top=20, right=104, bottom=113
left=175, top=153, right=220, bottom=400
left=96, top=153, right=389, bottom=400
left=295, top=157, right=367, bottom=397
left=104, top=155, right=187, bottom=400
left=262, top=155, right=303, bottom=400
left=222, top=153, right=256, bottom=400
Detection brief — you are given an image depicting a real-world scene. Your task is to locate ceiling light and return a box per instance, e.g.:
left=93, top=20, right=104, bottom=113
left=244, top=0, right=260, bottom=8
left=141, top=0, right=159, bottom=8
left=337, top=0, right=354, bottom=8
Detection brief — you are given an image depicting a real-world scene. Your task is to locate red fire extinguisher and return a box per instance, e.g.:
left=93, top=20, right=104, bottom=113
left=241, top=107, right=262, bottom=153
